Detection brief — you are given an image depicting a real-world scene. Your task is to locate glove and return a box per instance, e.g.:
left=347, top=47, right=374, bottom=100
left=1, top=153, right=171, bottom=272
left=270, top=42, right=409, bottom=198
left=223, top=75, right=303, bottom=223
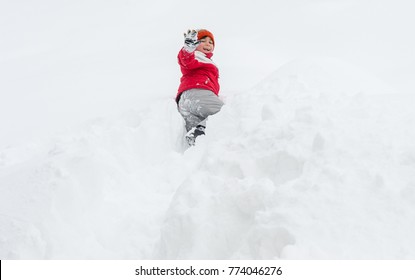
left=183, top=29, right=199, bottom=53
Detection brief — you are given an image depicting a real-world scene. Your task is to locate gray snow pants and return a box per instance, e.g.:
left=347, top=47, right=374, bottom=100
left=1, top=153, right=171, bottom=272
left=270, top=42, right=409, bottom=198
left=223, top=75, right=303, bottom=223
left=177, top=89, right=224, bottom=132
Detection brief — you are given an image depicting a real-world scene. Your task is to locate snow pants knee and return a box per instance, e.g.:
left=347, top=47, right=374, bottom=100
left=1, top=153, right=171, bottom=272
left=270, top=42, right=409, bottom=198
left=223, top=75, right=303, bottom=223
left=177, top=89, right=224, bottom=132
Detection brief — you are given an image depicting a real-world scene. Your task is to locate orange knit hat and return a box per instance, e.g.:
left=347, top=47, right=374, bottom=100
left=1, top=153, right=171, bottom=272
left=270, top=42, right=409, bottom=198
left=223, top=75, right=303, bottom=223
left=197, top=29, right=215, bottom=45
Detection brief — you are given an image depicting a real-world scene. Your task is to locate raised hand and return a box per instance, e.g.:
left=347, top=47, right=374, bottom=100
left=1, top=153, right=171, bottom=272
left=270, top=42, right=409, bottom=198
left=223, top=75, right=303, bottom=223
left=183, top=29, right=199, bottom=52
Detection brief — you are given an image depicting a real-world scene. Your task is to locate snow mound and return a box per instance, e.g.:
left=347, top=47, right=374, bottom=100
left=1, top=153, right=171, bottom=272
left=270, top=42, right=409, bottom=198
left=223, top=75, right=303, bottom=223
left=155, top=58, right=415, bottom=259
left=1, top=58, right=415, bottom=259
left=0, top=99, right=187, bottom=259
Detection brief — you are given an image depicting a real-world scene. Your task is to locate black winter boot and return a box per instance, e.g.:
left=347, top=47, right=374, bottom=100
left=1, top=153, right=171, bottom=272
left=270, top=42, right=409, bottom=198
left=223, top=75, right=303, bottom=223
left=185, top=125, right=206, bottom=146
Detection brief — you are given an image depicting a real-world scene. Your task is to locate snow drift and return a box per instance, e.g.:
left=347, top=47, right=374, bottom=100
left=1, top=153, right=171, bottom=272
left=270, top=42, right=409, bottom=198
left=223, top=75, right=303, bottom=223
left=1, top=58, right=415, bottom=259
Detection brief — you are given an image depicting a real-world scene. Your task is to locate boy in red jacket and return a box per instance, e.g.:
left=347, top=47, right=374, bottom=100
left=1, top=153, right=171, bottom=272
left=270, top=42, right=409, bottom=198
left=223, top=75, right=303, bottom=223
left=176, top=29, right=224, bottom=146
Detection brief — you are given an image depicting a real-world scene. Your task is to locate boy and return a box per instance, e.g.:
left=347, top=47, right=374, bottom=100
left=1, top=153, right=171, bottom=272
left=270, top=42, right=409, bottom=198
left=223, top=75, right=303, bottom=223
left=176, top=29, right=224, bottom=146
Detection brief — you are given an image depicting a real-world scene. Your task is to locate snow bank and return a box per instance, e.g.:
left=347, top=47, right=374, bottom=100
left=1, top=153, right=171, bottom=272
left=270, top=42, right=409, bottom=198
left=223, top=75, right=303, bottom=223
left=156, top=58, right=415, bottom=259
left=1, top=58, right=415, bottom=259
left=0, top=99, right=186, bottom=259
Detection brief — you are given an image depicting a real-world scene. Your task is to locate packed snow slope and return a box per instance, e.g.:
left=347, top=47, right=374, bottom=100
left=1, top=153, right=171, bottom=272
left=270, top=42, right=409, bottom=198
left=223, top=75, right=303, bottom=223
left=1, top=57, right=415, bottom=259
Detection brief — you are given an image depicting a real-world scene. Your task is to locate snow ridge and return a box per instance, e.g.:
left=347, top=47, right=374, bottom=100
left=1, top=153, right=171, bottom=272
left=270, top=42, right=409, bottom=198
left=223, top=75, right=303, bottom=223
left=1, top=59, right=415, bottom=259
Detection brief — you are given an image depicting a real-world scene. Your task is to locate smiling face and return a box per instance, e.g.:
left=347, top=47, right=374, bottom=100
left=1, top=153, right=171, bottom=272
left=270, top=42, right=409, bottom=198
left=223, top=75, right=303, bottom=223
left=196, top=36, right=214, bottom=54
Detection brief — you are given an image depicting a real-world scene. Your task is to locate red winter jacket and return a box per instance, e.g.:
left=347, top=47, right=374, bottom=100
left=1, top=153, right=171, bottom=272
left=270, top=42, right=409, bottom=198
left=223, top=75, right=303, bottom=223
left=176, top=48, right=220, bottom=102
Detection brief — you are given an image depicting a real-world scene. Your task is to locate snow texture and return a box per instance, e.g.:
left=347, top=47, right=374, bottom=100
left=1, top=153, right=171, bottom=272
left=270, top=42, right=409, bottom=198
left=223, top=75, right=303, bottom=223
left=1, top=0, right=415, bottom=259
left=1, top=57, right=415, bottom=259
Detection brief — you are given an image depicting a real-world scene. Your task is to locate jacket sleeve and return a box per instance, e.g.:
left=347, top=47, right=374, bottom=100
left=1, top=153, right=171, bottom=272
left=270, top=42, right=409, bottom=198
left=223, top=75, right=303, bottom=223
left=178, top=48, right=204, bottom=70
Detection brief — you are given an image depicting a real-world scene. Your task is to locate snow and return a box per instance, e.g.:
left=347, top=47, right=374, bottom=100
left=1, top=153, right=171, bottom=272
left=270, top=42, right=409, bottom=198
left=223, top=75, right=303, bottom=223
left=1, top=0, right=415, bottom=259
left=154, top=59, right=415, bottom=259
